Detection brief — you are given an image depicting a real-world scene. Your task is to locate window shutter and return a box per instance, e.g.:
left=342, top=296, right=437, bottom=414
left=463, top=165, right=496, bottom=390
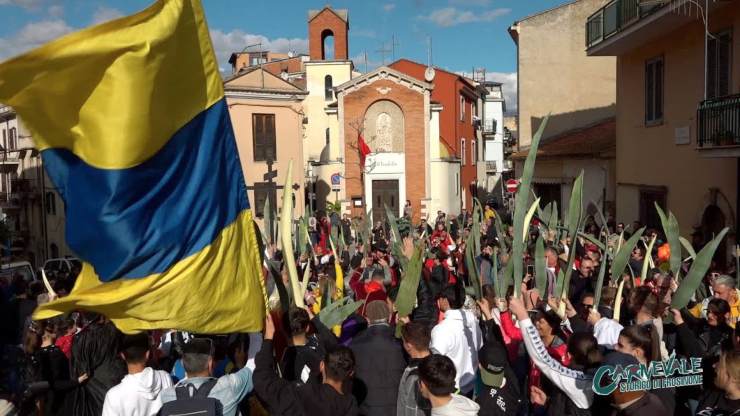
left=253, top=114, right=265, bottom=161
left=266, top=114, right=276, bottom=161
left=655, top=59, right=663, bottom=119
left=708, top=36, right=718, bottom=99
left=718, top=32, right=731, bottom=97
left=646, top=62, right=654, bottom=122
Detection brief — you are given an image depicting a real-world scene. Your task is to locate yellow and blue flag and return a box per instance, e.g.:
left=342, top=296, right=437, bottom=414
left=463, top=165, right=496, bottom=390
left=0, top=0, right=266, bottom=333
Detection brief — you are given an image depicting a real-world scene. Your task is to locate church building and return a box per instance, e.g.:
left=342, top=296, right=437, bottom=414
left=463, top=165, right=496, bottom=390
left=226, top=6, right=464, bottom=224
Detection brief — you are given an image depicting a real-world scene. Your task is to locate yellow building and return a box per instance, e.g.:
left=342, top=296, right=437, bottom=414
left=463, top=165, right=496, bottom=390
left=586, top=0, right=738, bottom=259
left=509, top=0, right=617, bottom=216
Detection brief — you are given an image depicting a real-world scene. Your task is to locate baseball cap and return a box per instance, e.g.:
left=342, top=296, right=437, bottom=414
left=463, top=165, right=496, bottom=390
left=478, top=342, right=508, bottom=387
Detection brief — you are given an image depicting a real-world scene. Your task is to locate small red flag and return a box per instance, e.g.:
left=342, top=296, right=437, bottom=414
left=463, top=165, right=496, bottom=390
left=358, top=133, right=371, bottom=170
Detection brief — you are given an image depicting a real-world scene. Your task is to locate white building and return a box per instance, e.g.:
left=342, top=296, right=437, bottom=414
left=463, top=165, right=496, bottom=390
left=479, top=81, right=511, bottom=206
left=0, top=105, right=72, bottom=266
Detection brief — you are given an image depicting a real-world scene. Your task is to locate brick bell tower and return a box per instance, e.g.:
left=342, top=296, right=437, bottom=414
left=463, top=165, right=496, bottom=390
left=308, top=6, right=349, bottom=61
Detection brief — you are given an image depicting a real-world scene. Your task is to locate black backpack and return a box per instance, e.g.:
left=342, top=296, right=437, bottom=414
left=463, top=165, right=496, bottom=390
left=159, top=379, right=221, bottom=416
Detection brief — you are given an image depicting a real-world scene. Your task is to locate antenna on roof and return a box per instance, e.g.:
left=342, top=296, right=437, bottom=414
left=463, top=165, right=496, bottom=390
left=391, top=34, right=400, bottom=62
left=472, top=67, right=486, bottom=83
left=424, top=37, right=435, bottom=82
left=243, top=42, right=264, bottom=88
left=427, top=36, right=432, bottom=67
left=375, top=41, right=392, bottom=66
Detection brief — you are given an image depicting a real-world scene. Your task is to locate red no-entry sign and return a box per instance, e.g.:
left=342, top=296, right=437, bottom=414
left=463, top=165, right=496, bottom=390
left=505, top=179, right=519, bottom=193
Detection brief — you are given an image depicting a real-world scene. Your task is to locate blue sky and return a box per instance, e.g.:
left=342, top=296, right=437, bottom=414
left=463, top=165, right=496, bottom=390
left=0, top=0, right=567, bottom=109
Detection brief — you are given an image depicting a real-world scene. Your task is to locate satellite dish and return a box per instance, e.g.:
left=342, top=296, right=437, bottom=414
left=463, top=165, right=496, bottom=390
left=424, top=67, right=435, bottom=82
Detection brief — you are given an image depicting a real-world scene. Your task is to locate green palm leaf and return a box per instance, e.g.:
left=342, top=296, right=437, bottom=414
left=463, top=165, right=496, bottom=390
left=513, top=116, right=550, bottom=295
left=671, top=228, right=730, bottom=309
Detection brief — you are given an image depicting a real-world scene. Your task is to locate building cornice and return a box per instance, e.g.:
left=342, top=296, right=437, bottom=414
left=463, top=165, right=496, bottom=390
left=334, top=66, right=433, bottom=96
left=0, top=105, right=15, bottom=117
left=225, top=89, right=307, bottom=101
left=305, top=60, right=353, bottom=67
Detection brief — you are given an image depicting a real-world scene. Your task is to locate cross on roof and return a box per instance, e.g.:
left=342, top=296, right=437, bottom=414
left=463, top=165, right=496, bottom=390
left=246, top=158, right=300, bottom=243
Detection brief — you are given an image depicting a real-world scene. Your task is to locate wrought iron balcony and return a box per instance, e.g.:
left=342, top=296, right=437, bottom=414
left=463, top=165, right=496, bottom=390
left=586, top=0, right=665, bottom=49
left=697, top=94, right=740, bottom=148
left=10, top=178, right=38, bottom=199
left=483, top=119, right=497, bottom=134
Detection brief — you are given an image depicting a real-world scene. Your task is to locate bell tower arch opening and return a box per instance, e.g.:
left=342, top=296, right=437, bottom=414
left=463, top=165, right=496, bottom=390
left=308, top=7, right=349, bottom=61
left=321, top=29, right=335, bottom=60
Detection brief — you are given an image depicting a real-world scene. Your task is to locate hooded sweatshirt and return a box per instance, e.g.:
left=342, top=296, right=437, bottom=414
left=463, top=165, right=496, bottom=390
left=431, top=309, right=483, bottom=393
left=432, top=394, right=480, bottom=416
left=102, top=367, right=173, bottom=416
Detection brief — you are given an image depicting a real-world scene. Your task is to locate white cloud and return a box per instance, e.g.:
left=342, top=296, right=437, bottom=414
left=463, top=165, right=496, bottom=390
left=449, top=0, right=491, bottom=6
left=0, top=0, right=44, bottom=9
left=0, top=18, right=72, bottom=59
left=47, top=4, right=62, bottom=17
left=91, top=6, right=123, bottom=25
left=382, top=3, right=396, bottom=12
left=487, top=71, right=518, bottom=112
left=209, top=28, right=308, bottom=72
left=419, top=7, right=511, bottom=27
left=456, top=70, right=517, bottom=112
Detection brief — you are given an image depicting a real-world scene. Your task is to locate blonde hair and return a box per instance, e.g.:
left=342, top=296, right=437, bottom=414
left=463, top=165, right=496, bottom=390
left=720, top=350, right=740, bottom=383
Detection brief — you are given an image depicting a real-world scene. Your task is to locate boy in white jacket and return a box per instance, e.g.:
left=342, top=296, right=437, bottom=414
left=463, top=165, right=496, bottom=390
left=103, top=333, right=173, bottom=416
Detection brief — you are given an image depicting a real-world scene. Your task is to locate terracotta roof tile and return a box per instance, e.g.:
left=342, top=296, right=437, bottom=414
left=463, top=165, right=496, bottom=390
left=511, top=118, right=616, bottom=160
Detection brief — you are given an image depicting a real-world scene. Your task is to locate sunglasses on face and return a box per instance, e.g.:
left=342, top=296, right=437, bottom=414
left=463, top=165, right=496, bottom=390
left=581, top=304, right=594, bottom=309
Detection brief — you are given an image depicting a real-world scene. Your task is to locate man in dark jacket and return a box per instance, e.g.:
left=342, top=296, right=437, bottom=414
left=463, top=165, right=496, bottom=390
left=280, top=307, right=338, bottom=384
left=350, top=300, right=406, bottom=416
left=255, top=314, right=358, bottom=416
left=568, top=258, right=595, bottom=305
left=477, top=300, right=521, bottom=415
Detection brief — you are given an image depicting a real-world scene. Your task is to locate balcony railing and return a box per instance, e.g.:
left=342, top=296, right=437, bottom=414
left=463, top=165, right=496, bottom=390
left=586, top=0, right=665, bottom=49
left=483, top=120, right=497, bottom=134
left=697, top=94, right=740, bottom=148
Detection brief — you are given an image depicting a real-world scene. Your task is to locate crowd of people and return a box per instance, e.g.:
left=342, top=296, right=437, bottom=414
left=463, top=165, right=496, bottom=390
left=1, top=202, right=740, bottom=416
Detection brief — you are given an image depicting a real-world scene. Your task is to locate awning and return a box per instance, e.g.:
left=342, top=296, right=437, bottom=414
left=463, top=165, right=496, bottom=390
left=512, top=118, right=616, bottom=160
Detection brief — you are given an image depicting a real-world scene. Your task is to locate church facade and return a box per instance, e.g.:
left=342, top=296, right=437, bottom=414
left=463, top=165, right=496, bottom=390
left=226, top=6, right=464, bottom=223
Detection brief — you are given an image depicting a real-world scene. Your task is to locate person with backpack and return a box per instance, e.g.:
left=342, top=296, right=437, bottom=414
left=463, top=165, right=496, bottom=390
left=254, top=314, right=358, bottom=416
left=158, top=338, right=251, bottom=416
left=102, top=333, right=172, bottom=416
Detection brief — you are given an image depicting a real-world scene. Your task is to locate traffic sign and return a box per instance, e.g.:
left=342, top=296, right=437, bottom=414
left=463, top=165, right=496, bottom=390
left=331, top=173, right=341, bottom=191
left=505, top=179, right=519, bottom=194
